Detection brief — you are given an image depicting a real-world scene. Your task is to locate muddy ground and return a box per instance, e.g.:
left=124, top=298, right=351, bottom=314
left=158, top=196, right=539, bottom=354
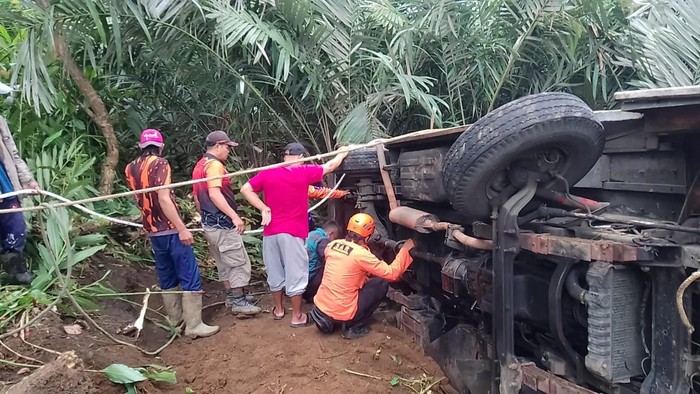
left=0, top=255, right=448, bottom=393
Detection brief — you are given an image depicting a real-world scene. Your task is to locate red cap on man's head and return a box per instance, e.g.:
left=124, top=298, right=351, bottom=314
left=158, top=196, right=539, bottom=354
left=139, top=129, right=164, bottom=149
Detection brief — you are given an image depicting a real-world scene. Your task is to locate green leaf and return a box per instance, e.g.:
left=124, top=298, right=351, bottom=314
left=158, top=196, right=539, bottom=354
left=70, top=245, right=107, bottom=265
left=137, top=365, right=177, bottom=384
left=185, top=388, right=195, bottom=394
left=242, top=234, right=262, bottom=245
left=143, top=370, right=176, bottom=384
left=102, top=364, right=147, bottom=384
left=390, top=376, right=400, bottom=386
left=125, top=383, right=137, bottom=394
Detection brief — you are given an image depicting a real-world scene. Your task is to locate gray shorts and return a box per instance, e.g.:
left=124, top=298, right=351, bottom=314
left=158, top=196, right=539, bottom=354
left=203, top=228, right=252, bottom=288
left=262, top=233, right=308, bottom=296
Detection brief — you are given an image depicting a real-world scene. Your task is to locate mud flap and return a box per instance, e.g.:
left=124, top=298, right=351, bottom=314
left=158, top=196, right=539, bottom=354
left=423, top=324, right=493, bottom=394
left=391, top=290, right=493, bottom=394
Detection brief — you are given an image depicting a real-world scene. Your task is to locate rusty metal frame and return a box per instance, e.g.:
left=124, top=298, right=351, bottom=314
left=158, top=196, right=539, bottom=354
left=492, top=177, right=538, bottom=393
left=519, top=233, right=655, bottom=262
left=521, top=363, right=598, bottom=394
left=375, top=144, right=400, bottom=210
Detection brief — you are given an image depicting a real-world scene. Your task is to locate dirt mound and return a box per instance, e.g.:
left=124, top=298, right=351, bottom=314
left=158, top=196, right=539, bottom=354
left=6, top=351, right=96, bottom=394
left=0, top=255, right=447, bottom=393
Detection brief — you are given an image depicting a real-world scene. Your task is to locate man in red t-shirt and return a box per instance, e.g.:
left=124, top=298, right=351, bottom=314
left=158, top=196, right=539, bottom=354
left=241, top=142, right=349, bottom=327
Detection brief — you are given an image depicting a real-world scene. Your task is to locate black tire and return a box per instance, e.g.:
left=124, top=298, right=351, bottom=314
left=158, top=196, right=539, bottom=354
left=443, top=92, right=604, bottom=220
left=340, top=147, right=380, bottom=176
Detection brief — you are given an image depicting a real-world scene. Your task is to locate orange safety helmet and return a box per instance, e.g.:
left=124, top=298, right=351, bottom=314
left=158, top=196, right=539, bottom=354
left=346, top=213, right=376, bottom=238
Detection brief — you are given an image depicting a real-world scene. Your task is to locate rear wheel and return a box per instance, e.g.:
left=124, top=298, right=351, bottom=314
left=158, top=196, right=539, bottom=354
left=339, top=147, right=380, bottom=178
left=442, top=92, right=605, bottom=220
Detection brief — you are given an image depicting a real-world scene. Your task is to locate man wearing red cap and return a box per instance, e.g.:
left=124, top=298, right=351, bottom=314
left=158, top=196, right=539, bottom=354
left=241, top=142, right=349, bottom=328
left=192, top=131, right=260, bottom=316
left=125, top=129, right=219, bottom=339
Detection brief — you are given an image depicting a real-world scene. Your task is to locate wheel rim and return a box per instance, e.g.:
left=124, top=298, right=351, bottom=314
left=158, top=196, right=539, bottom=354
left=484, top=147, right=571, bottom=203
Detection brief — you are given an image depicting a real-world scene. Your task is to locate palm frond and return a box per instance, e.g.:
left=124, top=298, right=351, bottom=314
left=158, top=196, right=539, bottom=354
left=629, top=0, right=700, bottom=87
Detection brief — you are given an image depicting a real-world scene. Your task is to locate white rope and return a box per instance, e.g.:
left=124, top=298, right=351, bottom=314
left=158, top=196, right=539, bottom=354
left=0, top=174, right=346, bottom=235
left=0, top=124, right=462, bottom=215
left=0, top=142, right=379, bottom=215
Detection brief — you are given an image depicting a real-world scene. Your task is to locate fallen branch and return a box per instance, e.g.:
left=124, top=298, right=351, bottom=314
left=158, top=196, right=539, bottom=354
left=0, top=358, right=41, bottom=369
left=117, top=297, right=167, bottom=319
left=420, top=377, right=444, bottom=394
left=93, top=290, right=191, bottom=297
left=118, top=288, right=151, bottom=339
left=0, top=340, right=44, bottom=365
left=320, top=350, right=349, bottom=360
left=20, top=337, right=61, bottom=356
left=343, top=369, right=384, bottom=381
left=203, top=301, right=225, bottom=309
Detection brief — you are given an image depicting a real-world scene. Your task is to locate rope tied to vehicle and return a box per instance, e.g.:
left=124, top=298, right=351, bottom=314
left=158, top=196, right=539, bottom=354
left=0, top=125, right=466, bottom=216
left=0, top=173, right=346, bottom=235
left=676, top=270, right=700, bottom=333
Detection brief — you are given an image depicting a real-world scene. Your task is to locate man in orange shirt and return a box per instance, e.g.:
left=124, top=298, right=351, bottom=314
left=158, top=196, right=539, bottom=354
left=310, top=213, right=416, bottom=339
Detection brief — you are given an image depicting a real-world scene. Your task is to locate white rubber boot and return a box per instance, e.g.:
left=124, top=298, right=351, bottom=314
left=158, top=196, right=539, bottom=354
left=161, top=287, right=183, bottom=326
left=182, top=292, right=220, bottom=339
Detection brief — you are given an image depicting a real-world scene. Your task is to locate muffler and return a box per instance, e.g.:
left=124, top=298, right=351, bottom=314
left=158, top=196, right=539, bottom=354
left=388, top=206, right=449, bottom=233
left=388, top=206, right=493, bottom=250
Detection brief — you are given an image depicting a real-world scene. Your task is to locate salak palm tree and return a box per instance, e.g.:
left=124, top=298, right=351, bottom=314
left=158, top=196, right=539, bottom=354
left=627, top=0, right=700, bottom=88
left=2, top=0, right=640, bottom=183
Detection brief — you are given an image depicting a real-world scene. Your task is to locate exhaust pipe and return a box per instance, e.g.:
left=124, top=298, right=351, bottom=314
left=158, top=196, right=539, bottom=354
left=388, top=206, right=492, bottom=250
left=388, top=206, right=448, bottom=233
left=451, top=229, right=493, bottom=250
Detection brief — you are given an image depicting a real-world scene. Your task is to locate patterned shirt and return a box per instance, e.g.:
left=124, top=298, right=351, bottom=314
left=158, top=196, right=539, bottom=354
left=125, top=154, right=177, bottom=234
left=192, top=154, right=239, bottom=230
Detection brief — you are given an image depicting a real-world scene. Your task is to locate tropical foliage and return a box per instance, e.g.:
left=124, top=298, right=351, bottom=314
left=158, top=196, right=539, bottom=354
left=628, top=0, right=700, bottom=88
left=2, top=0, right=643, bottom=173
left=0, top=0, right=695, bottom=328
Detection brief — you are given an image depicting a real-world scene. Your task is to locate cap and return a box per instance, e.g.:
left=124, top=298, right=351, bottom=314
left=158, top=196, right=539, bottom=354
left=139, top=129, right=164, bottom=149
left=206, top=130, right=239, bottom=147
left=283, top=142, right=308, bottom=156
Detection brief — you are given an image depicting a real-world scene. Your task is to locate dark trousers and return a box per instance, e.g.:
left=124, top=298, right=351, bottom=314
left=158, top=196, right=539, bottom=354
left=303, top=268, right=324, bottom=303
left=0, top=198, right=26, bottom=254
left=150, top=233, right=202, bottom=291
left=348, top=278, right=389, bottom=328
left=313, top=278, right=389, bottom=332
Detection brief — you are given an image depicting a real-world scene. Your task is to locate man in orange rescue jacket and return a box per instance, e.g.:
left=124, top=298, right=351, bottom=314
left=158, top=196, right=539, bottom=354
left=310, top=213, right=416, bottom=339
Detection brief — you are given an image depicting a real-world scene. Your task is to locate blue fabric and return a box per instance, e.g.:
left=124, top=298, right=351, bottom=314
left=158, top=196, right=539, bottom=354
left=150, top=233, right=202, bottom=291
left=0, top=162, right=14, bottom=195
left=0, top=198, right=25, bottom=253
left=306, top=228, right=327, bottom=280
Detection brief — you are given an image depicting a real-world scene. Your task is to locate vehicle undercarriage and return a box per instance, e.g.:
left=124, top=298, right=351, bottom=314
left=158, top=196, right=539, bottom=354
left=331, top=87, right=700, bottom=394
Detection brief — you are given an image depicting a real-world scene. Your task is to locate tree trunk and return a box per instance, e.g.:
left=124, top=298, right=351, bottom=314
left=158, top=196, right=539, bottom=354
left=54, top=36, right=119, bottom=195
left=35, top=0, right=119, bottom=195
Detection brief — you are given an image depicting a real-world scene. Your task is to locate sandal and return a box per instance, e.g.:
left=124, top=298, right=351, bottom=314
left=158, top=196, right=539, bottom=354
left=290, top=312, right=314, bottom=328
left=273, top=306, right=285, bottom=320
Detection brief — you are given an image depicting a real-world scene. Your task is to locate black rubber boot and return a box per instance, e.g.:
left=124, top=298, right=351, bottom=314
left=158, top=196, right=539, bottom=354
left=2, top=252, right=34, bottom=285
left=342, top=325, right=371, bottom=339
